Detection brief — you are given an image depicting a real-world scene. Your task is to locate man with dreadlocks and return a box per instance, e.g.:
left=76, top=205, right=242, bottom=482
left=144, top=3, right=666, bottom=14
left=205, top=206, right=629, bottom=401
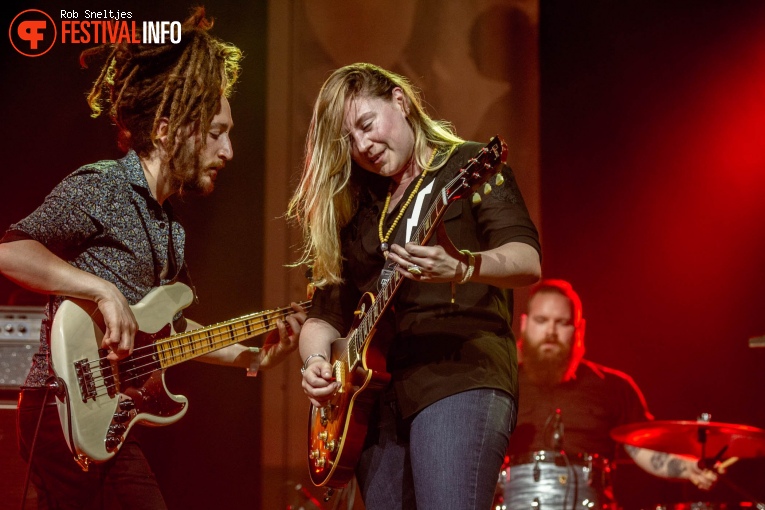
left=0, top=8, right=305, bottom=509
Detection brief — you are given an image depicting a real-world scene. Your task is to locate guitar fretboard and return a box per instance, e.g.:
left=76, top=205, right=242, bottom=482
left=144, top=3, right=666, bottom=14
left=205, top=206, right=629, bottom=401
left=155, top=301, right=311, bottom=368
left=343, top=138, right=506, bottom=371
left=346, top=151, right=502, bottom=371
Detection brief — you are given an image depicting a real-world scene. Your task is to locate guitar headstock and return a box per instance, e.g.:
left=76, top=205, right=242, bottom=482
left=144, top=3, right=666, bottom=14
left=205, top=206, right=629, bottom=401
left=445, top=135, right=508, bottom=205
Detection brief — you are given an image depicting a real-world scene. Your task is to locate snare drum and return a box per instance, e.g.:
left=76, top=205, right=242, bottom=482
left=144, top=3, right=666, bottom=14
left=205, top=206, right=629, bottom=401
left=495, top=450, right=613, bottom=510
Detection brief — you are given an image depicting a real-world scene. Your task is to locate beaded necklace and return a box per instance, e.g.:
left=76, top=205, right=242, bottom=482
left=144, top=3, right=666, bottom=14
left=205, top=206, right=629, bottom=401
left=378, top=148, right=437, bottom=257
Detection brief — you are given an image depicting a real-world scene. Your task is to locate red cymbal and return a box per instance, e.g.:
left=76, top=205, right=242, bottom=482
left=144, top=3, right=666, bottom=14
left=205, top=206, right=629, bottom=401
left=610, top=420, right=765, bottom=459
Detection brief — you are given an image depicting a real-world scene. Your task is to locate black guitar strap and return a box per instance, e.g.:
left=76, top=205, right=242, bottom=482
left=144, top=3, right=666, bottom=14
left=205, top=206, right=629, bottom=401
left=376, top=145, right=471, bottom=290
left=377, top=173, right=437, bottom=290
left=165, top=210, right=198, bottom=306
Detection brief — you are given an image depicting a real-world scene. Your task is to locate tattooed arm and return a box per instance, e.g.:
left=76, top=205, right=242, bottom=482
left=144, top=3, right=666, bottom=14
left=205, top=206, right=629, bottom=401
left=625, top=445, right=718, bottom=490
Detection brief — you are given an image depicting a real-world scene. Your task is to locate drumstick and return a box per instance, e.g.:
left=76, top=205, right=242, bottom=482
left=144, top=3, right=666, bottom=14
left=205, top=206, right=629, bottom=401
left=716, top=456, right=739, bottom=471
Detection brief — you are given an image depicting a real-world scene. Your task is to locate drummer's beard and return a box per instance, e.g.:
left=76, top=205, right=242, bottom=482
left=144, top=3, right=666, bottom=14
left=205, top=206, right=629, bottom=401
left=521, top=339, right=574, bottom=386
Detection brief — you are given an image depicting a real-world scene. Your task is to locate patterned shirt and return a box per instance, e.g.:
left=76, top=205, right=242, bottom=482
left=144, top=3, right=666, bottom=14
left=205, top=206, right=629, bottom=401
left=1, top=150, right=186, bottom=387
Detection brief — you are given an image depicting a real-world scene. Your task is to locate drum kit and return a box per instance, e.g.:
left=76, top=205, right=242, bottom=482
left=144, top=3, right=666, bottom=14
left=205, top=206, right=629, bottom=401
left=494, top=419, right=765, bottom=510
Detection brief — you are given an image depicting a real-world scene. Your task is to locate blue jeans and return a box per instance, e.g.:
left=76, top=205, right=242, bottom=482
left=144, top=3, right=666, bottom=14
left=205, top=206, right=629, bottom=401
left=357, top=388, right=516, bottom=510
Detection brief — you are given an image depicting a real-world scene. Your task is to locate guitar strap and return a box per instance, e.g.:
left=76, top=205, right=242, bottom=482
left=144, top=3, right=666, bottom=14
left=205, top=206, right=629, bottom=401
left=377, top=175, right=436, bottom=289
left=165, top=209, right=199, bottom=306
left=376, top=146, right=469, bottom=290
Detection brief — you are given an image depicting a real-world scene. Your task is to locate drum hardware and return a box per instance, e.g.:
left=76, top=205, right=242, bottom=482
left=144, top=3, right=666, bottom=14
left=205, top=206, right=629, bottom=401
left=495, top=450, right=611, bottom=510
left=552, top=408, right=564, bottom=451
left=609, top=417, right=765, bottom=460
left=611, top=415, right=765, bottom=509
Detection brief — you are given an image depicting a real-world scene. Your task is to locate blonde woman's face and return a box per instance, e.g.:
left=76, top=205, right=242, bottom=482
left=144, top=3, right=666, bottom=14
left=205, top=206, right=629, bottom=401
left=343, top=88, right=415, bottom=181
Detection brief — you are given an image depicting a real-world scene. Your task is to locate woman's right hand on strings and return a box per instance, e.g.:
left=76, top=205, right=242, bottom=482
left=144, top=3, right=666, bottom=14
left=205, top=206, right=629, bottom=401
left=299, top=318, right=341, bottom=407
left=302, top=358, right=338, bottom=408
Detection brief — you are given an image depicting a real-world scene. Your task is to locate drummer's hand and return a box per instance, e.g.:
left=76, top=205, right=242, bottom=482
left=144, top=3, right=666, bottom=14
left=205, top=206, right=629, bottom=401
left=687, top=460, right=718, bottom=491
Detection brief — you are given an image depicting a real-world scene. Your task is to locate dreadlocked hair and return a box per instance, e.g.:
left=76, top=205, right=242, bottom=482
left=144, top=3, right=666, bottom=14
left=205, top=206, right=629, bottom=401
left=81, top=6, right=242, bottom=184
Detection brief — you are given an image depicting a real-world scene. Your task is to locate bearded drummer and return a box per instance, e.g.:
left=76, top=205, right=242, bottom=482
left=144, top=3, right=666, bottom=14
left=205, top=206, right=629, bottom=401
left=507, top=279, right=719, bottom=494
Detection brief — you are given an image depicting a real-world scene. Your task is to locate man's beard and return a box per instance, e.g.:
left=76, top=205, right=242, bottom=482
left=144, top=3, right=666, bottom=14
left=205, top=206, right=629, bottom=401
left=170, top=140, right=213, bottom=196
left=522, top=340, right=573, bottom=386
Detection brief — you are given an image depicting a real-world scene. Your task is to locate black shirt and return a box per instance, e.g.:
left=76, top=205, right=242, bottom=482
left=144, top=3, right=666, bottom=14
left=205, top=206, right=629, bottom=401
left=508, top=359, right=653, bottom=459
left=310, top=142, right=540, bottom=418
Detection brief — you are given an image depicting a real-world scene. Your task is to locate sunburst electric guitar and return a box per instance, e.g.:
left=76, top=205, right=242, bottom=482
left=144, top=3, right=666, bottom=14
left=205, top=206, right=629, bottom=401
left=307, top=136, right=508, bottom=488
left=49, top=281, right=308, bottom=470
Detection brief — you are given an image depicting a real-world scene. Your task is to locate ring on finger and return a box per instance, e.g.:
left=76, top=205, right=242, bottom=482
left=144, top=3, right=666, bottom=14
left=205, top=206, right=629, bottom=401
left=407, top=264, right=423, bottom=276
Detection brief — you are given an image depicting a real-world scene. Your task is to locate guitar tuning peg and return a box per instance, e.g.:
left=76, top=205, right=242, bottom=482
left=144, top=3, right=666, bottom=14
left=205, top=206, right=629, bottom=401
left=483, top=183, right=492, bottom=195
left=495, top=173, right=505, bottom=186
left=471, top=192, right=482, bottom=205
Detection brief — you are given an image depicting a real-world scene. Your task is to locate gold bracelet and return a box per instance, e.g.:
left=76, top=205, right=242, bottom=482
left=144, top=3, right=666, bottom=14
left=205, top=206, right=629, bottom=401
left=451, top=249, right=476, bottom=304
left=458, top=249, right=475, bottom=284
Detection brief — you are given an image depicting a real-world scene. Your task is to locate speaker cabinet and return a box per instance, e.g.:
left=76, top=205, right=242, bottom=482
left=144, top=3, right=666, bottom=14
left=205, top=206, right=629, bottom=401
left=0, top=306, right=43, bottom=390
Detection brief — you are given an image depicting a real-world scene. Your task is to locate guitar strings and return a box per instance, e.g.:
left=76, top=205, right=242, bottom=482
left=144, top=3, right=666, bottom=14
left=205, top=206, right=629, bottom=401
left=89, top=305, right=304, bottom=397
left=77, top=302, right=311, bottom=399
left=92, top=300, right=312, bottom=370
left=331, top=166, right=472, bottom=370
left=90, top=302, right=312, bottom=397
left=333, top=147, right=496, bottom=368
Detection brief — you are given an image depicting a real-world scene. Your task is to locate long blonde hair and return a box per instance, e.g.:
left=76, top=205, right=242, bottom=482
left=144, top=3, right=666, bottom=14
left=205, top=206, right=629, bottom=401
left=287, top=63, right=463, bottom=287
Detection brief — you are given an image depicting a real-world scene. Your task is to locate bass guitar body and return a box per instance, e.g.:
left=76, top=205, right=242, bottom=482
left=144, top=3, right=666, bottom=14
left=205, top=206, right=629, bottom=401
left=51, top=283, right=193, bottom=469
left=50, top=282, right=309, bottom=470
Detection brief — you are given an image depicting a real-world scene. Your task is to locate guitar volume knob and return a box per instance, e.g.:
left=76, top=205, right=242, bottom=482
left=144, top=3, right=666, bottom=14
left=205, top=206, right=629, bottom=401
left=105, top=436, right=121, bottom=450
left=108, top=424, right=126, bottom=436
left=113, top=411, right=130, bottom=423
left=119, top=399, right=136, bottom=411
